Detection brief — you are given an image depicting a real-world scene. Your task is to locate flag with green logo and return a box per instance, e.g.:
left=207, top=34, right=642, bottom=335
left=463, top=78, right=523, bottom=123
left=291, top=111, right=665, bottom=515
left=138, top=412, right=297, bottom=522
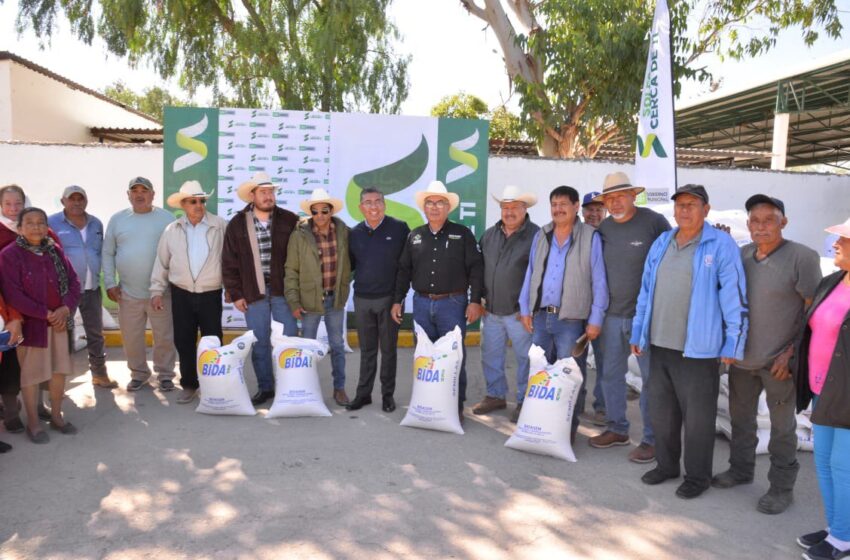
left=163, top=107, right=219, bottom=215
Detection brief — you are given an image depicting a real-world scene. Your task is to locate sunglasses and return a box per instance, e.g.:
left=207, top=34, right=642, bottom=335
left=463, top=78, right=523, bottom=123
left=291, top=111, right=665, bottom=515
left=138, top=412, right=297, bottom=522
left=185, top=198, right=206, bottom=205
left=311, top=208, right=331, bottom=215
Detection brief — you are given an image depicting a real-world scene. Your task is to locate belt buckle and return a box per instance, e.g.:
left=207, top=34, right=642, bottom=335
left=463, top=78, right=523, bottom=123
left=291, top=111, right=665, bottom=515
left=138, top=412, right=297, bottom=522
left=545, top=305, right=559, bottom=314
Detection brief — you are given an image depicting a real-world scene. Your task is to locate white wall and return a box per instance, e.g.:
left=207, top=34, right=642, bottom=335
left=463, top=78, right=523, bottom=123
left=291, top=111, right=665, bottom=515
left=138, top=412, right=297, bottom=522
left=2, top=142, right=849, bottom=255
left=488, top=156, right=850, bottom=255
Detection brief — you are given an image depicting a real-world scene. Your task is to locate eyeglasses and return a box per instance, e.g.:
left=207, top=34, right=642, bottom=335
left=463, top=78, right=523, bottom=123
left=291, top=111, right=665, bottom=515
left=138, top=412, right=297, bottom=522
left=360, top=199, right=384, bottom=207
left=311, top=208, right=331, bottom=216
left=424, top=200, right=449, bottom=209
left=185, top=198, right=206, bottom=205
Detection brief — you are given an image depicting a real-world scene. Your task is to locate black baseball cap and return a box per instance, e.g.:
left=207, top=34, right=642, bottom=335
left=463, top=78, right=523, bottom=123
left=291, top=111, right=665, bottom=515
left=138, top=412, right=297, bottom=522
left=128, top=176, right=154, bottom=190
left=745, top=194, right=785, bottom=216
left=671, top=184, right=709, bottom=204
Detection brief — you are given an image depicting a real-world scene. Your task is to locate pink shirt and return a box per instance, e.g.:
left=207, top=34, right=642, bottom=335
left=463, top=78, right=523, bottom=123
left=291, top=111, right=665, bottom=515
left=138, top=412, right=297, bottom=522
left=808, top=280, right=850, bottom=395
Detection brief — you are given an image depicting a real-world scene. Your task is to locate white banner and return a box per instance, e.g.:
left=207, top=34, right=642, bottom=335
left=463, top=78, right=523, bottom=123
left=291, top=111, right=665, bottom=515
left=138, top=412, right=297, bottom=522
left=634, top=0, right=676, bottom=203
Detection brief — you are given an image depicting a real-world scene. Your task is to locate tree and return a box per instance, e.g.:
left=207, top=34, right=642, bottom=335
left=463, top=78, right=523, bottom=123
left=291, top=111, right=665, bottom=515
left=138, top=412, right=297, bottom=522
left=16, top=0, right=411, bottom=113
left=430, top=92, right=525, bottom=141
left=459, top=0, right=843, bottom=158
left=103, top=81, right=190, bottom=122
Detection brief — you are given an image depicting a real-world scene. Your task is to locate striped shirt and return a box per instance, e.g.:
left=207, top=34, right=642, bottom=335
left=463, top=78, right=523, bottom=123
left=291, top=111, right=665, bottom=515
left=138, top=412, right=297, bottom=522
left=312, top=220, right=337, bottom=292
left=253, top=214, right=272, bottom=282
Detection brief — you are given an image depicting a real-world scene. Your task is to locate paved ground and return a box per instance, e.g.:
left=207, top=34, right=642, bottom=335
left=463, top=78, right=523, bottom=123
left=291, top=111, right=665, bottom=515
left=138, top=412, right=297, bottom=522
left=0, top=342, right=821, bottom=559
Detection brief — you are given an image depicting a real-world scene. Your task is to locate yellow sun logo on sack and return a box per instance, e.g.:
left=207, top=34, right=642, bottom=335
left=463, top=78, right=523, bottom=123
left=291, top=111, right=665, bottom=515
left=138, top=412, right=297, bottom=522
left=198, top=349, right=228, bottom=377
left=526, top=371, right=558, bottom=401
left=279, top=348, right=311, bottom=369
left=414, top=356, right=443, bottom=383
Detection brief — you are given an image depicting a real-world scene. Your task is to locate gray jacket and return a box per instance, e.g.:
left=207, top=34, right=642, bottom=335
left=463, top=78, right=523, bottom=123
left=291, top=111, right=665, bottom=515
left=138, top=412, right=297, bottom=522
left=480, top=216, right=539, bottom=315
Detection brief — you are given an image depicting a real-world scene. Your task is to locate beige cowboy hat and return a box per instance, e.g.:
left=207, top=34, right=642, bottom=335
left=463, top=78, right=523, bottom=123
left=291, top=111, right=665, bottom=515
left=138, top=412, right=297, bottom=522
left=166, top=180, right=213, bottom=208
left=491, top=185, right=537, bottom=207
left=592, top=172, right=645, bottom=203
left=826, top=217, right=850, bottom=239
left=237, top=172, right=277, bottom=203
left=415, top=180, right=460, bottom=212
left=299, top=188, right=344, bottom=216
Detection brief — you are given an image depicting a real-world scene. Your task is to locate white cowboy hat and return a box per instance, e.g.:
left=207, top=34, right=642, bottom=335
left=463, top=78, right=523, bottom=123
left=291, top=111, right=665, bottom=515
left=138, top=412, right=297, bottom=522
left=414, top=180, right=460, bottom=213
left=166, top=180, right=213, bottom=208
left=491, top=185, right=537, bottom=207
left=299, top=188, right=344, bottom=216
left=826, top=217, right=850, bottom=239
left=593, top=171, right=645, bottom=203
left=236, top=172, right=276, bottom=203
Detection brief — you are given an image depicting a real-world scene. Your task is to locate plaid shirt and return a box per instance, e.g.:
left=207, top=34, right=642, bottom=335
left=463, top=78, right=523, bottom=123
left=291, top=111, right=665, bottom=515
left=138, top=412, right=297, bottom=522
left=253, top=214, right=273, bottom=281
left=312, top=219, right=337, bottom=292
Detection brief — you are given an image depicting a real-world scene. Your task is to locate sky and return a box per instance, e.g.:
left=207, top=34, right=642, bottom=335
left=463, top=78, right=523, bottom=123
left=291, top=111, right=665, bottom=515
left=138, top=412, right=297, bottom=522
left=0, top=0, right=848, bottom=118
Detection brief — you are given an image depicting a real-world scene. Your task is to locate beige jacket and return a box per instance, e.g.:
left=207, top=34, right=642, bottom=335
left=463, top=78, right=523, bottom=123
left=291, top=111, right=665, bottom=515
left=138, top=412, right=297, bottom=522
left=150, top=213, right=227, bottom=296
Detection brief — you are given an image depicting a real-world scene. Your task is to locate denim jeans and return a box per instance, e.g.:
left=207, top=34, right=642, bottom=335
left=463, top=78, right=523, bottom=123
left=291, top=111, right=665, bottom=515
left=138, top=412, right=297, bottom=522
left=412, top=293, right=468, bottom=402
left=481, top=312, right=533, bottom=403
left=301, top=296, right=347, bottom=390
left=531, top=310, right=587, bottom=434
left=813, top=419, right=850, bottom=541
left=245, top=292, right=299, bottom=392
left=590, top=337, right=605, bottom=413
left=600, top=314, right=653, bottom=445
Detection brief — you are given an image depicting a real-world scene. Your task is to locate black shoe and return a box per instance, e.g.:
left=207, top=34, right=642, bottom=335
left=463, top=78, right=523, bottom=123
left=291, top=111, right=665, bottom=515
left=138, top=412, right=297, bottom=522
left=4, top=417, right=24, bottom=434
left=251, top=390, right=274, bottom=406
left=676, top=480, right=709, bottom=499
left=346, top=396, right=373, bottom=411
left=711, top=469, right=753, bottom=489
left=37, top=405, right=52, bottom=421
left=641, top=468, right=679, bottom=486
left=382, top=395, right=396, bottom=413
left=803, top=540, right=850, bottom=560
left=0, top=440, right=11, bottom=453
left=799, top=530, right=830, bottom=550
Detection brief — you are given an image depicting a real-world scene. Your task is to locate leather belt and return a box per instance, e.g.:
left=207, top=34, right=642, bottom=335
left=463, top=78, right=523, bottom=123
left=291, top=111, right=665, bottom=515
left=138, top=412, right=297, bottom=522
left=417, top=291, right=465, bottom=301
left=543, top=305, right=560, bottom=314
left=323, top=290, right=335, bottom=297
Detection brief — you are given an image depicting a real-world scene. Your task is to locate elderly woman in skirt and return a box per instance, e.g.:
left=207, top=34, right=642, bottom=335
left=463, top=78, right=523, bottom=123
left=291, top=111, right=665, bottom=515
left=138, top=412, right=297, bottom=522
left=0, top=207, right=80, bottom=444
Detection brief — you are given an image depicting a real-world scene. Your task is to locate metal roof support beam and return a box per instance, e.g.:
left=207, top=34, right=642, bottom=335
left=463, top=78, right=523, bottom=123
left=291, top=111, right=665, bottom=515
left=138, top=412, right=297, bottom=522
left=771, top=111, right=790, bottom=170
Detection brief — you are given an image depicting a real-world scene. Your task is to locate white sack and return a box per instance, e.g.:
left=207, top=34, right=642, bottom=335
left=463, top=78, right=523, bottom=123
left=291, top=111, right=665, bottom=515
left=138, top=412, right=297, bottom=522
left=267, top=322, right=332, bottom=418
left=195, top=331, right=257, bottom=416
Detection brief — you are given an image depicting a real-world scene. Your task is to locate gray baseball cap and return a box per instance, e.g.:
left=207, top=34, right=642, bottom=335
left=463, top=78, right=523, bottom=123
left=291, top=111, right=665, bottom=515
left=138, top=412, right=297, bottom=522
left=61, top=185, right=87, bottom=199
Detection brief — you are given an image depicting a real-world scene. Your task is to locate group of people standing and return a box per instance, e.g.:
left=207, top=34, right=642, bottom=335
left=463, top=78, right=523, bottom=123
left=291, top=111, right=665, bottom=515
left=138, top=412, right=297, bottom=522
left=0, top=171, right=847, bottom=560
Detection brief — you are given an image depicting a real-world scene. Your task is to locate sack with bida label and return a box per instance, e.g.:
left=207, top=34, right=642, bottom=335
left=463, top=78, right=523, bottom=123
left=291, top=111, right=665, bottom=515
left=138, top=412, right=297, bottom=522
left=400, top=323, right=464, bottom=435
left=266, top=321, right=332, bottom=418
left=505, top=344, right=583, bottom=461
left=195, top=331, right=257, bottom=416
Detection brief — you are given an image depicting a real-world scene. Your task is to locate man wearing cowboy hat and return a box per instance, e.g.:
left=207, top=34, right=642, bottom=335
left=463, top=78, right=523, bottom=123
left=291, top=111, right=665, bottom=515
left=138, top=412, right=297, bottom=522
left=285, top=188, right=352, bottom=406
left=589, top=171, right=670, bottom=464
left=150, top=181, right=227, bottom=404
left=222, top=172, right=299, bottom=405
left=346, top=187, right=410, bottom=413
left=519, top=185, right=609, bottom=443
left=103, top=176, right=177, bottom=392
left=472, top=185, right=540, bottom=422
left=48, top=185, right=118, bottom=389
left=392, top=180, right=484, bottom=424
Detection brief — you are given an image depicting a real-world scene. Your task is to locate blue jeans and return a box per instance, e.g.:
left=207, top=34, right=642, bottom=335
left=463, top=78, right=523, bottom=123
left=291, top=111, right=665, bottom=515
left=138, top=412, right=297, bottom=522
left=301, top=296, right=347, bottom=390
left=531, top=310, right=587, bottom=433
left=412, top=293, right=468, bottom=402
left=600, top=315, right=653, bottom=445
left=245, top=292, right=299, bottom=392
left=481, top=312, right=533, bottom=402
left=813, top=419, right=850, bottom=541
left=590, top=337, right=605, bottom=413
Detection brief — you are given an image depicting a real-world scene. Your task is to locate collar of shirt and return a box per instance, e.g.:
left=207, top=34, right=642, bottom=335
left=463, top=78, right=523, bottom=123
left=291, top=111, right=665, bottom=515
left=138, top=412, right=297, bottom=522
left=428, top=222, right=447, bottom=235
left=185, top=214, right=209, bottom=230
left=311, top=218, right=336, bottom=237
left=365, top=217, right=385, bottom=232
left=62, top=212, right=90, bottom=230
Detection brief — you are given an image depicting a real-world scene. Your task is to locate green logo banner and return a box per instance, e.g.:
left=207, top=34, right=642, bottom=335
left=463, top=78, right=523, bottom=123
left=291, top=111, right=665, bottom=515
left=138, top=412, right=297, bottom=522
left=163, top=106, right=220, bottom=216
left=436, top=118, right=489, bottom=238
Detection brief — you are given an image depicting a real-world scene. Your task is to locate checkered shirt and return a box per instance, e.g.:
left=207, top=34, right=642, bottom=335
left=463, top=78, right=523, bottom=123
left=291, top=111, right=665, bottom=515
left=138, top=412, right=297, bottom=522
left=253, top=214, right=273, bottom=281
left=312, top=220, right=337, bottom=292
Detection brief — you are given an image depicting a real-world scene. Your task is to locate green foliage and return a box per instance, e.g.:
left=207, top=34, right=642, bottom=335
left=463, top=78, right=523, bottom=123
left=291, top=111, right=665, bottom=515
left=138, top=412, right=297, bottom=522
left=431, top=92, right=526, bottom=141
left=17, top=0, right=411, bottom=113
left=103, top=81, right=189, bottom=121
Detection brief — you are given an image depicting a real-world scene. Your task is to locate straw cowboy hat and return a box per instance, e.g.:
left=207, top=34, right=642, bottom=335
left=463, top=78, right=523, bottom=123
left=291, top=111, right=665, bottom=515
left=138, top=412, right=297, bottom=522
left=237, top=172, right=277, bottom=203
left=299, top=188, right=344, bottom=216
left=415, top=180, right=460, bottom=212
left=826, top=217, right=850, bottom=239
left=592, top=172, right=645, bottom=203
left=166, top=180, right=213, bottom=208
left=491, top=185, right=537, bottom=207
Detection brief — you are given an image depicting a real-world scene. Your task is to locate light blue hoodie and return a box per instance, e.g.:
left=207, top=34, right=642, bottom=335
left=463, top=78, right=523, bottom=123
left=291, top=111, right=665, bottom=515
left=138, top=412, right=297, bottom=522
left=630, top=222, right=748, bottom=360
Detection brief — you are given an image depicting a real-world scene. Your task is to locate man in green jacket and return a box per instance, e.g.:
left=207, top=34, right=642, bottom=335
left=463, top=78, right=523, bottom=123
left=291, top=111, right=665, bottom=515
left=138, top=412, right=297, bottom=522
left=285, top=189, right=352, bottom=406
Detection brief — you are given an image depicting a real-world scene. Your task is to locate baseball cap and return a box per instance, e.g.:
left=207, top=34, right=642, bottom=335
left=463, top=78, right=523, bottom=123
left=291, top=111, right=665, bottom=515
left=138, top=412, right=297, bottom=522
left=128, top=176, right=154, bottom=190
left=745, top=194, right=785, bottom=216
left=61, top=185, right=87, bottom=199
left=582, top=192, right=602, bottom=207
left=671, top=184, right=709, bottom=204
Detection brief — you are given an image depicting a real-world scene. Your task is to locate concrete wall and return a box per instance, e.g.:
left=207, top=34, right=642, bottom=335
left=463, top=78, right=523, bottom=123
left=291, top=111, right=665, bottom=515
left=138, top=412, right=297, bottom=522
left=1, top=60, right=160, bottom=143
left=2, top=142, right=849, bottom=254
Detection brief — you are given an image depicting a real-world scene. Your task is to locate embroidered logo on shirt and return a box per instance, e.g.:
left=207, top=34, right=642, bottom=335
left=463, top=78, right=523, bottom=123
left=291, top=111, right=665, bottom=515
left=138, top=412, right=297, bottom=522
left=386, top=236, right=392, bottom=240
left=412, top=234, right=422, bottom=245
left=630, top=240, right=644, bottom=247
left=704, top=254, right=714, bottom=266
left=448, top=234, right=462, bottom=240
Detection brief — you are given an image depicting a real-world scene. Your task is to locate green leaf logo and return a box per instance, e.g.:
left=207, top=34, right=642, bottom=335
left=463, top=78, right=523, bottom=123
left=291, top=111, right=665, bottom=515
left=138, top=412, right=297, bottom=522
left=636, top=134, right=668, bottom=158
